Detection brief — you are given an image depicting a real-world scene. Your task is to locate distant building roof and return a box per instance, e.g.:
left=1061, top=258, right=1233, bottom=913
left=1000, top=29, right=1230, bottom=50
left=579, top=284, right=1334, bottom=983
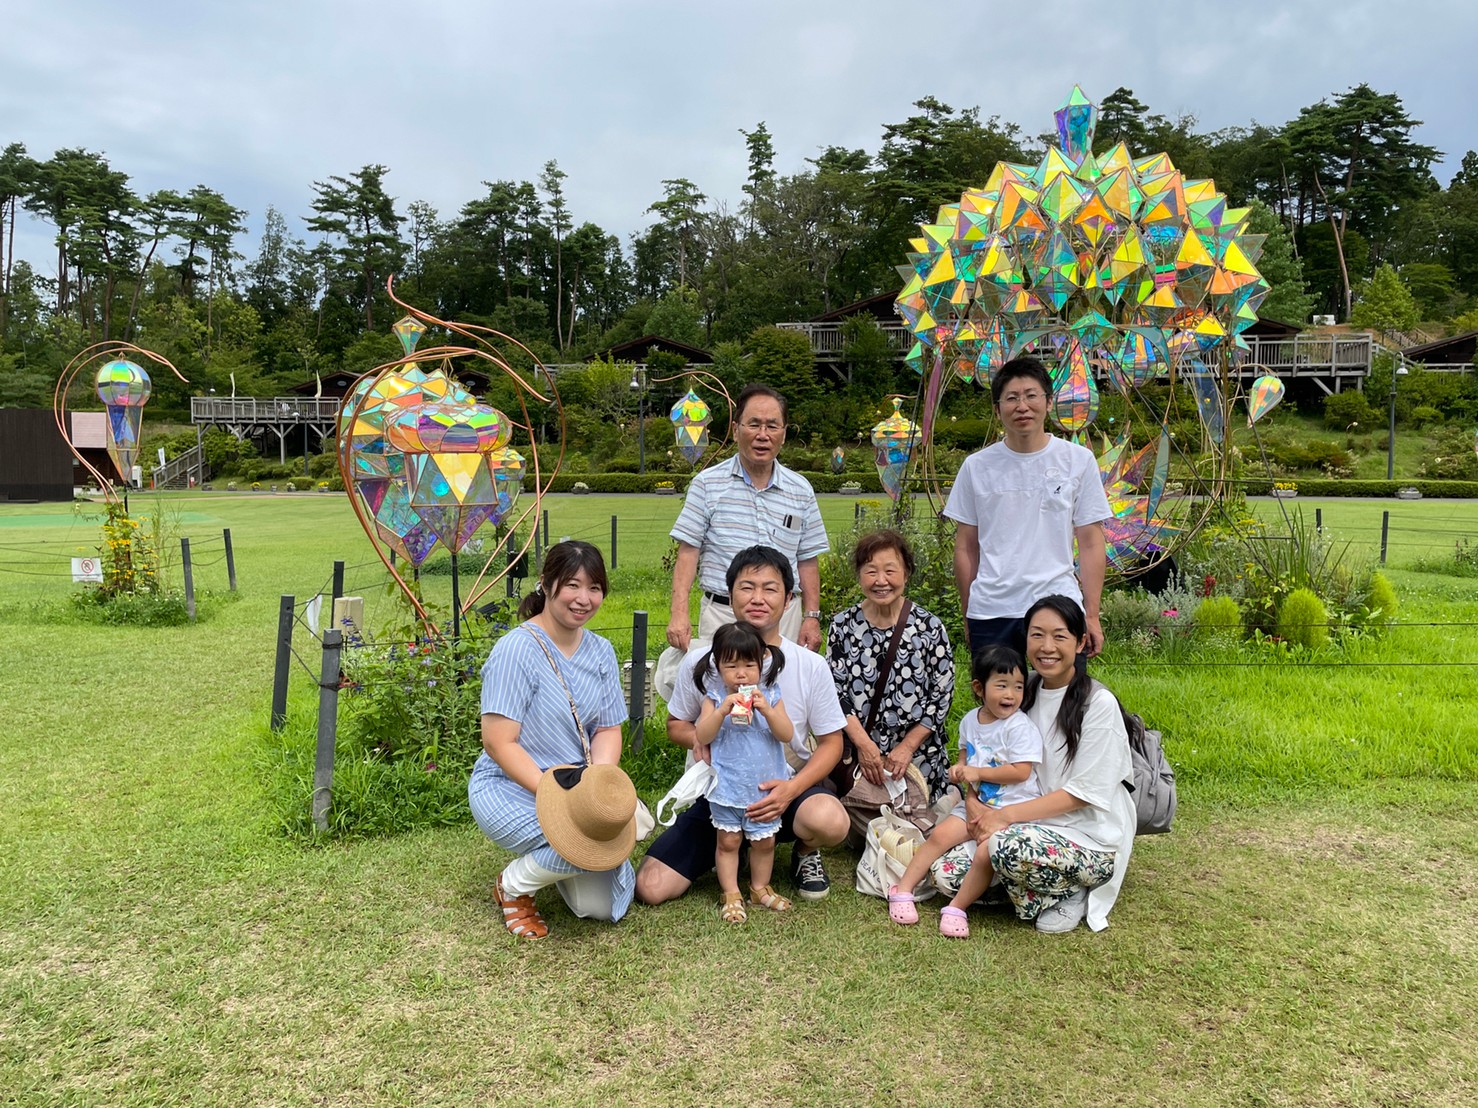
left=1402, top=330, right=1477, bottom=365
left=809, top=291, right=897, bottom=324
left=592, top=335, right=712, bottom=363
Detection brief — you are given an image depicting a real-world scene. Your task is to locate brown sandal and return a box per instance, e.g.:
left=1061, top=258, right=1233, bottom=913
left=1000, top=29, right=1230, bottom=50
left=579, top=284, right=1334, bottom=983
left=748, top=885, right=792, bottom=912
left=720, top=890, right=748, bottom=923
left=495, top=875, right=548, bottom=939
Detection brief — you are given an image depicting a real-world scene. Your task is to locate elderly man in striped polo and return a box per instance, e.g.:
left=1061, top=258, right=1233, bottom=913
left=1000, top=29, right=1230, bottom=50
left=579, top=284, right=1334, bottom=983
left=665, top=383, right=829, bottom=654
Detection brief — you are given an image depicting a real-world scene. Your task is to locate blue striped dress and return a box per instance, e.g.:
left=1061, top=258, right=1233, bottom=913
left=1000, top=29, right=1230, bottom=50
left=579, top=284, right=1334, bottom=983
left=467, top=623, right=633, bottom=912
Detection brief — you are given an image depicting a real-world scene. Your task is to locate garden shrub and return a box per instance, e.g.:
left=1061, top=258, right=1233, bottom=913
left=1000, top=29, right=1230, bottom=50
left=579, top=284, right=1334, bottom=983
left=1277, top=587, right=1330, bottom=649
left=1362, top=571, right=1399, bottom=625
left=1409, top=405, right=1444, bottom=428
left=1323, top=390, right=1376, bottom=430
left=1193, top=595, right=1242, bottom=639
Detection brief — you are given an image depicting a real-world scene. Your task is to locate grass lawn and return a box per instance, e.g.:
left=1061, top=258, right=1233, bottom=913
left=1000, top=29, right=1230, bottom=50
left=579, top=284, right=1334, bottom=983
left=2, top=491, right=1477, bottom=1105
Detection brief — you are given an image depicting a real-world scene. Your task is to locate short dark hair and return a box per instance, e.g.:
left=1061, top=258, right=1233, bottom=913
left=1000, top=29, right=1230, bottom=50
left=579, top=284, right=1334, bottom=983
left=725, top=544, right=794, bottom=596
left=971, top=644, right=1025, bottom=685
left=852, top=528, right=915, bottom=578
left=518, top=540, right=609, bottom=620
left=990, top=356, right=1052, bottom=407
left=735, top=383, right=788, bottom=425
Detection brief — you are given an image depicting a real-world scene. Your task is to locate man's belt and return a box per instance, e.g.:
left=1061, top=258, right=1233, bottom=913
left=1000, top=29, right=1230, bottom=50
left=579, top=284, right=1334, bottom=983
left=703, top=590, right=731, bottom=606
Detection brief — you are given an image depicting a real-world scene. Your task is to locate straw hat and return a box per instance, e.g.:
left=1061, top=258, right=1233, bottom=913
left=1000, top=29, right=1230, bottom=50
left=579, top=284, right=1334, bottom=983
left=535, top=763, right=638, bottom=872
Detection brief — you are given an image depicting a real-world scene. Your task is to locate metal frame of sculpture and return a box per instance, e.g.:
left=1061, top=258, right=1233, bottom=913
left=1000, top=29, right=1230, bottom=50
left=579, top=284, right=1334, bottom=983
left=53, top=342, right=189, bottom=504
left=337, top=281, right=566, bottom=635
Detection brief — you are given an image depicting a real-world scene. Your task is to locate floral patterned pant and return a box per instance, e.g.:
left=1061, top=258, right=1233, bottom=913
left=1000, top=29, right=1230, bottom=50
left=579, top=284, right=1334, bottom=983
left=931, top=824, right=1116, bottom=921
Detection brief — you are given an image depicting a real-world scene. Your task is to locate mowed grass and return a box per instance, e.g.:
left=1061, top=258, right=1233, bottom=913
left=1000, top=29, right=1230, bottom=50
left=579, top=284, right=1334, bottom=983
left=1, top=492, right=1477, bottom=1106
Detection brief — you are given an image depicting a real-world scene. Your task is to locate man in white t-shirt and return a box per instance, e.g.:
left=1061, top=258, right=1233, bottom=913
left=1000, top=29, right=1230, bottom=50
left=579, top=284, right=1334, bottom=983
left=943, top=356, right=1112, bottom=658
left=636, top=546, right=850, bottom=904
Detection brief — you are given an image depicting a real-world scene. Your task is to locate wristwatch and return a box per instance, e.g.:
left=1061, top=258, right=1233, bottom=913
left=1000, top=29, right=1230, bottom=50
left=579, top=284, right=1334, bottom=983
left=803, top=610, right=823, bottom=621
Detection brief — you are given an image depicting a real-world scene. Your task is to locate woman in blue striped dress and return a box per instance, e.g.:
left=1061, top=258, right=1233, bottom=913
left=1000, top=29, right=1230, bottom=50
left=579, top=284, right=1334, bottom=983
left=468, top=540, right=633, bottom=939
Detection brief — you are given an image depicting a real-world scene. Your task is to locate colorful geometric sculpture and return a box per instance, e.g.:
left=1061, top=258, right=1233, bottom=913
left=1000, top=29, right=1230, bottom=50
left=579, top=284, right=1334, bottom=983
left=1097, top=425, right=1176, bottom=569
left=386, top=400, right=523, bottom=554
left=340, top=317, right=477, bottom=566
left=1247, top=374, right=1286, bottom=425
left=670, top=389, right=712, bottom=465
left=872, top=398, right=920, bottom=501
left=895, top=85, right=1268, bottom=442
left=830, top=447, right=846, bottom=475
left=94, top=359, right=151, bottom=482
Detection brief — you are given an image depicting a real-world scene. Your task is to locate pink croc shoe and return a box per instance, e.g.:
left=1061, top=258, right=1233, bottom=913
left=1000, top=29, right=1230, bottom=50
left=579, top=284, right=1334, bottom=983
left=887, top=885, right=919, bottom=925
left=939, top=906, right=969, bottom=939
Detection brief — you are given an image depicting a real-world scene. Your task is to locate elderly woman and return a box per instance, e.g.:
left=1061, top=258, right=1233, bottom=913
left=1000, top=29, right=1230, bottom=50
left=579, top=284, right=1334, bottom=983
left=827, top=529, right=955, bottom=802
left=468, top=540, right=638, bottom=940
left=935, top=594, right=1136, bottom=933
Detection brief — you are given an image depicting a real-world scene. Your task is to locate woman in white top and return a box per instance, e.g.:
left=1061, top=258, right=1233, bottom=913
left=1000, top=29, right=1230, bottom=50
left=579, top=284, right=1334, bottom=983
left=961, top=594, right=1136, bottom=933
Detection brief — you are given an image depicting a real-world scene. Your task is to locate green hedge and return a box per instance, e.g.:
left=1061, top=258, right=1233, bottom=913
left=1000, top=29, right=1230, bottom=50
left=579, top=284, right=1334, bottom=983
left=519, top=473, right=694, bottom=493
left=517, top=471, right=887, bottom=494
left=1244, top=478, right=1478, bottom=498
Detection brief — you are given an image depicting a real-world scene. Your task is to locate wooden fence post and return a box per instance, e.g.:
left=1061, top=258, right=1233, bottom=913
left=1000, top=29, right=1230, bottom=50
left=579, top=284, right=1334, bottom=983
left=311, top=629, right=343, bottom=833
left=1380, top=511, right=1390, bottom=565
left=181, top=537, right=196, bottom=622
left=223, top=528, right=237, bottom=592
left=629, top=610, right=648, bottom=753
left=271, top=595, right=294, bottom=731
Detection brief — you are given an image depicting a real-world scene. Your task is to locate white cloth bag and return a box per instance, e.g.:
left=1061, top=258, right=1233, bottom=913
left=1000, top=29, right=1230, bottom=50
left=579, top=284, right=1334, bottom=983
left=855, top=805, right=936, bottom=900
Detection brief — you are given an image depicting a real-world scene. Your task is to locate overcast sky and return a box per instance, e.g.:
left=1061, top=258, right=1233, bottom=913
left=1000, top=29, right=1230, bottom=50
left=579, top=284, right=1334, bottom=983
left=6, top=0, right=1476, bottom=280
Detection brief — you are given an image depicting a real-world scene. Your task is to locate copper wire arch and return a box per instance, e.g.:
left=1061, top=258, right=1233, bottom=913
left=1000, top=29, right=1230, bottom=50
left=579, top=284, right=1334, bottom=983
left=53, top=342, right=190, bottom=503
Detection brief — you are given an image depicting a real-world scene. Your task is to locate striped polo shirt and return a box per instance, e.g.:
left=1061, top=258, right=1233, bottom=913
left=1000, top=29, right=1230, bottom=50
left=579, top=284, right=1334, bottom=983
left=670, top=456, right=829, bottom=595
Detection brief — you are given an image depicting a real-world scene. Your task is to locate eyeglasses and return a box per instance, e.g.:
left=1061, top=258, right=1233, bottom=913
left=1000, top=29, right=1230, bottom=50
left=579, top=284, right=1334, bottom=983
left=999, top=391, right=1046, bottom=406
left=741, top=419, right=784, bottom=433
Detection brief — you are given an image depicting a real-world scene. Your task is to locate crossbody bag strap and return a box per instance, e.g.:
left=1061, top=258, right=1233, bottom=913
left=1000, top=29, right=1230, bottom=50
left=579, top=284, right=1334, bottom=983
left=863, top=599, right=913, bottom=735
left=524, top=625, right=593, bottom=765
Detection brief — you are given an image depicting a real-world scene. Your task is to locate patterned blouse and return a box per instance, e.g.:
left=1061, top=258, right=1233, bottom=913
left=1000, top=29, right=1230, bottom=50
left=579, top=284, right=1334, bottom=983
left=826, top=602, right=955, bottom=798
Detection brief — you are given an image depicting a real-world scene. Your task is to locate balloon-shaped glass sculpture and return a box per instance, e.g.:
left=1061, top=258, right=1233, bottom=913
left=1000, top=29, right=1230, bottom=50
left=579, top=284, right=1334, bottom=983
left=94, top=359, right=152, bottom=481
left=1247, top=374, right=1286, bottom=425
left=871, top=398, right=919, bottom=501
left=669, top=388, right=712, bottom=465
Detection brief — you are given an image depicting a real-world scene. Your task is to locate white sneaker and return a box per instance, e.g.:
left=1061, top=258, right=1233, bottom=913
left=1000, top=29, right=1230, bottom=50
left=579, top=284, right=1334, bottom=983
left=1034, top=888, right=1088, bottom=933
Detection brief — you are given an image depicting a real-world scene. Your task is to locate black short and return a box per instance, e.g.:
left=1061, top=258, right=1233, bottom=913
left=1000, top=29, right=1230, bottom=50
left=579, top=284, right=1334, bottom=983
left=640, top=785, right=834, bottom=883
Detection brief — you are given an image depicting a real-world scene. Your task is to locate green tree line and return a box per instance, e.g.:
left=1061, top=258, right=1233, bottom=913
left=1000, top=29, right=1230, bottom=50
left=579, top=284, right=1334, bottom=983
left=1, top=83, right=1469, bottom=420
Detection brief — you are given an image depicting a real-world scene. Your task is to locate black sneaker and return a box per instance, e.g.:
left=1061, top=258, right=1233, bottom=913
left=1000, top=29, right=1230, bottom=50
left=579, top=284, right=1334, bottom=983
left=790, top=848, right=830, bottom=901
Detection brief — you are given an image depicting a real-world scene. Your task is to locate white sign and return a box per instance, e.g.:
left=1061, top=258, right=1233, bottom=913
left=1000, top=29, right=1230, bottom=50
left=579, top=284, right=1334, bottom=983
left=304, top=594, right=323, bottom=635
left=72, top=557, right=103, bottom=583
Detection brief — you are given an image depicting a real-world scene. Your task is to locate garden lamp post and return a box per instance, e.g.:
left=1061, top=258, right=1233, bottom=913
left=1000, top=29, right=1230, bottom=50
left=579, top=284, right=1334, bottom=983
left=1386, top=363, right=1409, bottom=480
left=629, top=367, right=648, bottom=475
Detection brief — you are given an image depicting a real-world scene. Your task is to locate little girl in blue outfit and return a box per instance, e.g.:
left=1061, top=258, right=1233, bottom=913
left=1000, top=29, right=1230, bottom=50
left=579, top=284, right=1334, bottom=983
left=692, top=621, right=796, bottom=923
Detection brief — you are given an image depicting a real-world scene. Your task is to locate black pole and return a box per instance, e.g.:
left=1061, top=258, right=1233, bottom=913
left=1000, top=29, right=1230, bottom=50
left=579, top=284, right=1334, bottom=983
left=223, top=528, right=237, bottom=592
left=181, top=537, right=196, bottom=622
left=1380, top=510, right=1390, bottom=565
left=331, top=559, right=344, bottom=602
left=450, top=551, right=461, bottom=638
left=542, top=508, right=550, bottom=549
left=630, top=610, right=648, bottom=753
left=611, top=514, right=618, bottom=570
left=311, top=629, right=343, bottom=833
left=1315, top=508, right=1322, bottom=535
left=638, top=391, right=647, bottom=475
left=271, top=594, right=294, bottom=731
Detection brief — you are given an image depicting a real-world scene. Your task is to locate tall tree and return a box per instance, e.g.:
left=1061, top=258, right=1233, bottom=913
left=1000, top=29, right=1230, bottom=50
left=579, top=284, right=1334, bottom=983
left=645, top=178, right=707, bottom=289
left=540, top=161, right=571, bottom=350
left=1281, top=85, right=1439, bottom=317
left=306, top=164, right=406, bottom=330
left=0, top=143, right=37, bottom=339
